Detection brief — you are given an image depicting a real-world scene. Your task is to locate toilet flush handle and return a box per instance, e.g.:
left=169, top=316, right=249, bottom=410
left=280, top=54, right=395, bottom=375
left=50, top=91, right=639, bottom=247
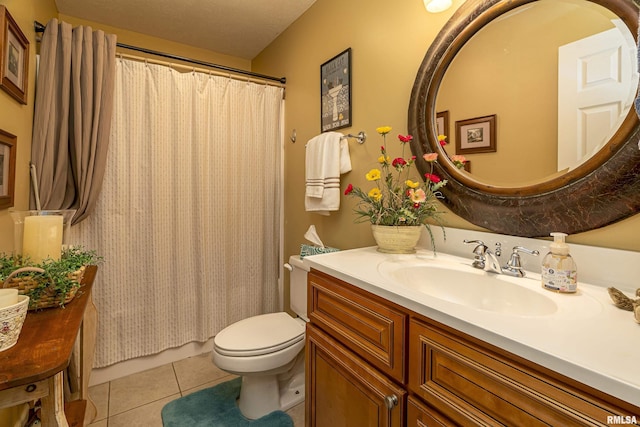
left=284, top=263, right=293, bottom=271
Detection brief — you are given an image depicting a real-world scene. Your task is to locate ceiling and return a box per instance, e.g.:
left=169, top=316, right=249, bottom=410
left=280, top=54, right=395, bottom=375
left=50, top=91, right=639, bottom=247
left=54, top=0, right=317, bottom=60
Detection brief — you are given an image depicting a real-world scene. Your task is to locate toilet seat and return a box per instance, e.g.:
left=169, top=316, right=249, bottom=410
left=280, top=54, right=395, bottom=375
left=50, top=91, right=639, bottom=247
left=214, top=312, right=305, bottom=357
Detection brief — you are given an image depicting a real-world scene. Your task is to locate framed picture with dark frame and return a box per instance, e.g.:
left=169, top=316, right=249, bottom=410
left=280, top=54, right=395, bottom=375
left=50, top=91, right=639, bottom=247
left=0, top=128, right=17, bottom=210
left=320, top=48, right=351, bottom=132
left=436, top=110, right=449, bottom=138
left=455, top=114, right=496, bottom=154
left=0, top=6, right=29, bottom=104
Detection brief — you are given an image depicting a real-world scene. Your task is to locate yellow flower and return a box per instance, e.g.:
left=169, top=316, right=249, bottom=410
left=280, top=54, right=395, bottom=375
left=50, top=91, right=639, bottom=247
left=406, top=180, right=419, bottom=189
left=437, top=134, right=447, bottom=141
left=365, top=168, right=381, bottom=181
left=368, top=188, right=382, bottom=201
left=378, top=155, right=390, bottom=164
left=376, top=126, right=392, bottom=135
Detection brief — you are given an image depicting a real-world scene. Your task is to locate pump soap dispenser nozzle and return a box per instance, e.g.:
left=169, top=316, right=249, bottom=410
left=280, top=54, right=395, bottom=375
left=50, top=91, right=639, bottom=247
left=541, top=232, right=578, bottom=293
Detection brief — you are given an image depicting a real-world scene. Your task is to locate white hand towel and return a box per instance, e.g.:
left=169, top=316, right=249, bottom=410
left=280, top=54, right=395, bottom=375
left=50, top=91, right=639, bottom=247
left=305, top=132, right=352, bottom=215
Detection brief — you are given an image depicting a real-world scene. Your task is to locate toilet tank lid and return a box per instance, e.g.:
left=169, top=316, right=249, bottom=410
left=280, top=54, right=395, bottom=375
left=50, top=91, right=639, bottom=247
left=288, top=255, right=309, bottom=272
left=214, top=312, right=305, bottom=354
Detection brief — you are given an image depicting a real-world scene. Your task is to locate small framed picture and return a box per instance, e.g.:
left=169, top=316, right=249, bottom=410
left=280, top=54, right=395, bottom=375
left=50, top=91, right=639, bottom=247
left=0, top=6, right=29, bottom=104
left=0, top=128, right=17, bottom=209
left=436, top=110, right=449, bottom=138
left=321, top=48, right=351, bottom=132
left=455, top=114, right=496, bottom=154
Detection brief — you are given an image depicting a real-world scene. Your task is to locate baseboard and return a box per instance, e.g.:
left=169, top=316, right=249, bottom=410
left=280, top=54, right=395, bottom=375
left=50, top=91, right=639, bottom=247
left=89, top=338, right=214, bottom=386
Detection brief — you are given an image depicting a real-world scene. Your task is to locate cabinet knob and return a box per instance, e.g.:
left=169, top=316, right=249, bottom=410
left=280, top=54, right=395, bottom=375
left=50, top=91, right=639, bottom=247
left=384, top=394, right=398, bottom=410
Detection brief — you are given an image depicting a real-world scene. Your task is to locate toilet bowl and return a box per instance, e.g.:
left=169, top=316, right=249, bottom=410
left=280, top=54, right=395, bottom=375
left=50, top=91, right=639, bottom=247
left=211, top=255, right=309, bottom=420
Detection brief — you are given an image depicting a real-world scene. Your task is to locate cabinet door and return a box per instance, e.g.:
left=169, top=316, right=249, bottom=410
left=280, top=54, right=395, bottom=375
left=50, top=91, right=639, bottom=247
left=406, top=396, right=452, bottom=427
left=306, top=324, right=406, bottom=427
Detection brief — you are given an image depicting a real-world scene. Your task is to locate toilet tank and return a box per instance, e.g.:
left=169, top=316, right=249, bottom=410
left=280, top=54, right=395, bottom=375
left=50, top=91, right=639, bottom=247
left=288, top=255, right=309, bottom=321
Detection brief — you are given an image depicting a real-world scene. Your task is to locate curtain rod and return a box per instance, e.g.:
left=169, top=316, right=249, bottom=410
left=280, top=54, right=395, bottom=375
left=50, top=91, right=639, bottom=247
left=34, top=21, right=286, bottom=84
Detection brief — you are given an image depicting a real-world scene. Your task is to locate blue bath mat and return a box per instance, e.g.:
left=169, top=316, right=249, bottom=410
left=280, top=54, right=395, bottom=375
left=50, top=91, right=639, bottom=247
left=161, top=377, right=294, bottom=427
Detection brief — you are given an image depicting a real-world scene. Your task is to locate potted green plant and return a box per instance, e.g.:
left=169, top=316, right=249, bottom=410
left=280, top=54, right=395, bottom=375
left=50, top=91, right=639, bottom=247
left=0, top=246, right=103, bottom=309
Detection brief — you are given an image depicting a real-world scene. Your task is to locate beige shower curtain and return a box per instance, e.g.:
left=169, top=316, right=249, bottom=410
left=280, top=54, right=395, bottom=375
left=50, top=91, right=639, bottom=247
left=71, top=59, right=284, bottom=367
left=31, top=19, right=116, bottom=224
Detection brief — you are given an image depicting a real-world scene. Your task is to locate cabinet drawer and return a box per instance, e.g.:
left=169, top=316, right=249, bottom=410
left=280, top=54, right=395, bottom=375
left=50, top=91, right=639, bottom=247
left=409, top=317, right=636, bottom=426
left=308, top=270, right=407, bottom=383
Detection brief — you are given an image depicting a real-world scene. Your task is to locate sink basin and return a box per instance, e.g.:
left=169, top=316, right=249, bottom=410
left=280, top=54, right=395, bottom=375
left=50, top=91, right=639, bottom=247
left=379, top=262, right=558, bottom=316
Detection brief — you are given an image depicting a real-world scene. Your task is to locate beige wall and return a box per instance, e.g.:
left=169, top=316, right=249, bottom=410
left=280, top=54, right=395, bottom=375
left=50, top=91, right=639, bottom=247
left=252, top=0, right=640, bottom=264
left=0, top=0, right=57, bottom=253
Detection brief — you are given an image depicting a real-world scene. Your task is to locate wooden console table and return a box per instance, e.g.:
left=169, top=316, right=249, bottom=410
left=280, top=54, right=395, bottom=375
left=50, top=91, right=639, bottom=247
left=0, top=266, right=98, bottom=427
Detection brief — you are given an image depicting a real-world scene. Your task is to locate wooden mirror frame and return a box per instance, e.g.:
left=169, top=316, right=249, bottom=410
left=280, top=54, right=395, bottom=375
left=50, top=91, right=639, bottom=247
left=409, top=0, right=640, bottom=237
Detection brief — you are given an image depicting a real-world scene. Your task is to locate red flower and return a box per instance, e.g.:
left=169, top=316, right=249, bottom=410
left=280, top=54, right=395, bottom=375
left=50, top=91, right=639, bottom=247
left=425, top=173, right=441, bottom=183
left=439, top=139, right=447, bottom=147
left=344, top=184, right=354, bottom=195
left=392, top=157, right=406, bottom=168
left=398, top=134, right=413, bottom=143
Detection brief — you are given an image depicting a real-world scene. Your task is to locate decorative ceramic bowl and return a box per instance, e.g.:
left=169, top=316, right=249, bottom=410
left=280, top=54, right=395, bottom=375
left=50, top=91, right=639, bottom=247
left=0, top=295, right=29, bottom=352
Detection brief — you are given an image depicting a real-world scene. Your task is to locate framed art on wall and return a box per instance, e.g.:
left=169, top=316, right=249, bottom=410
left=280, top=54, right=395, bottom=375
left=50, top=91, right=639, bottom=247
left=436, top=110, right=449, bottom=138
left=321, top=48, right=351, bottom=132
left=0, top=128, right=17, bottom=209
left=0, top=6, right=29, bottom=104
left=455, top=114, right=496, bottom=155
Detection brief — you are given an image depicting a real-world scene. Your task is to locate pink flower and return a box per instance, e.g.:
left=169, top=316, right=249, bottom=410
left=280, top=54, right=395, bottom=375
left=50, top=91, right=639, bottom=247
left=423, top=153, right=438, bottom=162
left=425, top=173, right=441, bottom=183
left=398, top=134, right=413, bottom=143
left=409, top=188, right=426, bottom=203
left=344, top=184, right=353, bottom=195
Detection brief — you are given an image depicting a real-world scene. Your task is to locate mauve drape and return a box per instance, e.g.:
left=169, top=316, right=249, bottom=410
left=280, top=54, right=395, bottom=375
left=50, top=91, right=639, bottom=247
left=30, top=19, right=116, bottom=224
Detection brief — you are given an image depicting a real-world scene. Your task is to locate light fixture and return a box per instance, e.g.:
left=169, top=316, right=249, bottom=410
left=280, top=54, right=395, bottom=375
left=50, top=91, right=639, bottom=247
left=423, top=0, right=453, bottom=13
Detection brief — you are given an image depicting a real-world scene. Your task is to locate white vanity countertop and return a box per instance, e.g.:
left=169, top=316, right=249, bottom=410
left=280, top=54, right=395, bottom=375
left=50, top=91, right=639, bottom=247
left=303, top=246, right=640, bottom=408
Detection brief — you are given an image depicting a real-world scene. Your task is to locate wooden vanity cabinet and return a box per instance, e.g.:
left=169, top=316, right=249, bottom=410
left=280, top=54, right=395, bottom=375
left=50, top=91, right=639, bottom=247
left=306, top=268, right=640, bottom=427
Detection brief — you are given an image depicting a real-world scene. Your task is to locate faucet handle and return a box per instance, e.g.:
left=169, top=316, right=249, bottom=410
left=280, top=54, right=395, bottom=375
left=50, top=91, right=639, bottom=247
left=512, top=246, right=539, bottom=257
left=463, top=239, right=488, bottom=269
left=503, top=246, right=540, bottom=277
left=463, top=239, right=487, bottom=254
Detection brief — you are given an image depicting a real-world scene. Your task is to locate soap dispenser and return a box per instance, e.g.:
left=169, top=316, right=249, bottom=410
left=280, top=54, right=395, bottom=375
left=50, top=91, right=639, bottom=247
left=541, top=232, right=577, bottom=293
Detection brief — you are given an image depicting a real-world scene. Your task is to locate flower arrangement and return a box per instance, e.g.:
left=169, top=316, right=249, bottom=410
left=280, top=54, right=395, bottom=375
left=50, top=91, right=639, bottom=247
left=345, top=126, right=466, bottom=247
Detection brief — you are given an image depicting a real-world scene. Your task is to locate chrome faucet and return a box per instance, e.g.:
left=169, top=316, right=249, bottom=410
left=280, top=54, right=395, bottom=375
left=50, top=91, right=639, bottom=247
left=463, top=240, right=502, bottom=274
left=502, top=246, right=539, bottom=277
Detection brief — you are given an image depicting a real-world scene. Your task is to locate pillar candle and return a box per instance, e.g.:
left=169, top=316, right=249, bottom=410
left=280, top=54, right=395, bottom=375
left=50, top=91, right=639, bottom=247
left=22, top=215, right=64, bottom=264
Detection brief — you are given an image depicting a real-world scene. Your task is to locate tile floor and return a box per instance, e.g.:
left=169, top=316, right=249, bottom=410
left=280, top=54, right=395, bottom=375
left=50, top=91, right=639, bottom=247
left=87, top=352, right=305, bottom=427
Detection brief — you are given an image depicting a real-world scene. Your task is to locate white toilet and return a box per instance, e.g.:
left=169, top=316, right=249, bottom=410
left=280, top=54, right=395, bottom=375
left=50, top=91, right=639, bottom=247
left=211, top=255, right=309, bottom=419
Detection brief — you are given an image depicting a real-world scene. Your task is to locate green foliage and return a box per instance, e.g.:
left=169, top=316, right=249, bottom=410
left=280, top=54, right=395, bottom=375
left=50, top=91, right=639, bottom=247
left=0, top=246, right=103, bottom=308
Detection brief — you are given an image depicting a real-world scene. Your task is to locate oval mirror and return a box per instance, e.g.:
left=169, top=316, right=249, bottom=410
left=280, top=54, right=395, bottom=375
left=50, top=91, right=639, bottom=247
left=409, top=0, right=640, bottom=237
